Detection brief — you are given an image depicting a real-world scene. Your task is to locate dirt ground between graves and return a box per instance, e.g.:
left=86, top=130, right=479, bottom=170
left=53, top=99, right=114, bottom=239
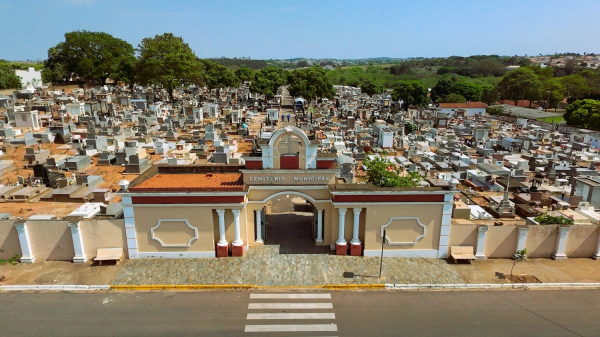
left=0, top=141, right=141, bottom=209
left=0, top=260, right=127, bottom=285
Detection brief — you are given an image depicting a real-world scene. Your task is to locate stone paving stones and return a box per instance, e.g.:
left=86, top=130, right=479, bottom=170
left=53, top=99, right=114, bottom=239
left=112, top=245, right=464, bottom=286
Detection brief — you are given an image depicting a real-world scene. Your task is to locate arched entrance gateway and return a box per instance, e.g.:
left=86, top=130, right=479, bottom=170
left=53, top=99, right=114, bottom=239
left=121, top=126, right=455, bottom=260
left=258, top=191, right=330, bottom=254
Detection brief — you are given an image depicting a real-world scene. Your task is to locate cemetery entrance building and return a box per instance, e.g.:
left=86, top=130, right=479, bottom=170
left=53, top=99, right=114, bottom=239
left=121, top=127, right=454, bottom=259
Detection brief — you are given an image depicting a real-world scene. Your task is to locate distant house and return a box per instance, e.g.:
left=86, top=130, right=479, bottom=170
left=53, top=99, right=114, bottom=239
left=438, top=102, right=487, bottom=117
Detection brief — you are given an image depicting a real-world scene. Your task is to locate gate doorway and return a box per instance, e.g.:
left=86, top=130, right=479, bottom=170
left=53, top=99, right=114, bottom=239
left=259, top=194, right=331, bottom=254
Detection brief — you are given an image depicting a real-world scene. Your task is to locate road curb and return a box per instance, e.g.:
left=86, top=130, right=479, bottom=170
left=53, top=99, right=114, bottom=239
left=0, top=285, right=110, bottom=291
left=3, top=283, right=600, bottom=292
left=384, top=283, right=600, bottom=290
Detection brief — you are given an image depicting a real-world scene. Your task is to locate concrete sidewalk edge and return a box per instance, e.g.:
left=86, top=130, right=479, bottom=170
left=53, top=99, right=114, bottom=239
left=0, top=285, right=110, bottom=291
left=2, top=283, right=600, bottom=291
left=384, top=283, right=600, bottom=290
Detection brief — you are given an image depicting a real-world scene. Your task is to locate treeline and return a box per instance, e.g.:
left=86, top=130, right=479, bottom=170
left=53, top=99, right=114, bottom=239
left=0, top=60, right=22, bottom=89
left=208, top=57, right=268, bottom=70
left=41, top=31, right=340, bottom=104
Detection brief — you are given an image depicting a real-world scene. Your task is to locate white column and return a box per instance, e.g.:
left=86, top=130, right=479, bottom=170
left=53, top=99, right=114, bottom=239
left=255, top=209, right=263, bottom=243
left=552, top=226, right=572, bottom=260
left=475, top=225, right=489, bottom=260
left=437, top=193, right=454, bottom=259
left=232, top=209, right=243, bottom=247
left=14, top=221, right=35, bottom=263
left=515, top=227, right=530, bottom=258
left=216, top=209, right=228, bottom=247
left=122, top=196, right=138, bottom=259
left=336, top=208, right=347, bottom=246
left=593, top=229, right=600, bottom=260
left=350, top=208, right=362, bottom=245
left=316, top=209, right=324, bottom=243
left=69, top=221, right=88, bottom=263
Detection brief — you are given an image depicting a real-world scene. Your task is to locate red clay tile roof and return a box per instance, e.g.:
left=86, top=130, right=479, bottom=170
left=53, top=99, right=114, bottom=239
left=130, top=173, right=245, bottom=192
left=499, top=100, right=542, bottom=108
left=438, top=102, right=487, bottom=109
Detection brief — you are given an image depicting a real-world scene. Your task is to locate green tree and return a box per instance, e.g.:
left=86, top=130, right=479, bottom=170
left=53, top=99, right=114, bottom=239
left=296, top=60, right=309, bottom=68
left=234, top=67, right=254, bottom=83
left=362, top=155, right=421, bottom=188
left=563, top=99, right=600, bottom=129
left=250, top=66, right=288, bottom=100
left=135, top=33, right=202, bottom=102
left=391, top=80, right=429, bottom=111
left=287, top=66, right=335, bottom=105
left=481, top=84, right=500, bottom=105
left=431, top=79, right=452, bottom=102
left=580, top=69, right=600, bottom=98
left=389, top=63, right=412, bottom=76
left=442, top=93, right=467, bottom=103
left=111, top=55, right=136, bottom=89
left=360, top=79, right=384, bottom=97
left=511, top=249, right=527, bottom=278
left=542, top=78, right=566, bottom=110
left=404, top=121, right=417, bottom=134
left=436, top=66, right=456, bottom=75
left=560, top=74, right=590, bottom=101
left=497, top=67, right=542, bottom=106
left=44, top=30, right=134, bottom=85
left=451, top=82, right=483, bottom=101
left=0, top=60, right=22, bottom=89
left=524, top=65, right=554, bottom=81
left=200, top=60, right=238, bottom=90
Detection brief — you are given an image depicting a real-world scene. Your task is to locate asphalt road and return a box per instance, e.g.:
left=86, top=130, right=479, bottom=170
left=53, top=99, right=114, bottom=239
left=1, top=289, right=599, bottom=336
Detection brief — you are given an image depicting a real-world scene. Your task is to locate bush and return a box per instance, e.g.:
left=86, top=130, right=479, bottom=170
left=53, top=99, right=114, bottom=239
left=404, top=121, right=417, bottom=134
left=534, top=213, right=574, bottom=225
left=363, top=155, right=421, bottom=188
left=486, top=106, right=505, bottom=115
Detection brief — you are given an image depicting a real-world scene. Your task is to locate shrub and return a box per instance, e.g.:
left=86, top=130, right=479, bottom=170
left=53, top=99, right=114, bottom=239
left=534, top=213, right=574, bottom=225
left=363, top=155, right=421, bottom=188
left=486, top=106, right=505, bottom=115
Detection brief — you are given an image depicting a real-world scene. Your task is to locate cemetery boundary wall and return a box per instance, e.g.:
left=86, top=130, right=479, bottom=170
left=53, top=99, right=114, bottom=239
left=1, top=220, right=599, bottom=262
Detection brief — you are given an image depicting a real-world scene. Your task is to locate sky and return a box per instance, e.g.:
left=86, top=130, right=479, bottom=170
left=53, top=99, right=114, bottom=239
left=2, top=0, right=600, bottom=61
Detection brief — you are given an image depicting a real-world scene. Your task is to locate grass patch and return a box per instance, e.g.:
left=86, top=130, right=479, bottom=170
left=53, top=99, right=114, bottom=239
left=538, top=117, right=563, bottom=123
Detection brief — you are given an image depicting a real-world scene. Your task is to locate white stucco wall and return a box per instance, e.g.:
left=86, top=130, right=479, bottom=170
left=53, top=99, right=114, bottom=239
left=15, top=68, right=43, bottom=88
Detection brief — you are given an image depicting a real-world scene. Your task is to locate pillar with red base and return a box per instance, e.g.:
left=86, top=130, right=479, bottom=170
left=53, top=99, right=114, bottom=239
left=216, top=209, right=229, bottom=257
left=231, top=245, right=243, bottom=257
left=350, top=208, right=363, bottom=256
left=216, top=244, right=229, bottom=257
left=231, top=209, right=244, bottom=257
left=336, top=243, right=348, bottom=256
left=335, top=208, right=348, bottom=255
left=350, top=244, right=362, bottom=256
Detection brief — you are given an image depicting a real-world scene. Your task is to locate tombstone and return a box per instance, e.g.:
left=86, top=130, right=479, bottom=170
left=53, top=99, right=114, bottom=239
left=212, top=145, right=230, bottom=164
left=205, top=123, right=218, bottom=141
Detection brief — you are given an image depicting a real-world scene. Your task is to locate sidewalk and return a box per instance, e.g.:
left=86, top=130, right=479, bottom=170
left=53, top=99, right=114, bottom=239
left=112, top=246, right=463, bottom=286
left=2, top=245, right=600, bottom=287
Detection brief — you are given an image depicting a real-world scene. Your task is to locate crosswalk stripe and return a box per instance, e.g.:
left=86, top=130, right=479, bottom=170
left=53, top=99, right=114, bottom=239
left=244, top=324, right=338, bottom=332
left=248, top=303, right=333, bottom=309
left=250, top=293, right=331, bottom=299
left=247, top=313, right=336, bottom=320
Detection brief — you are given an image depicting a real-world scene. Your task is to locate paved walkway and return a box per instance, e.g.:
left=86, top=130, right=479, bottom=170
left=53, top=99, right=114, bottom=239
left=112, top=245, right=463, bottom=286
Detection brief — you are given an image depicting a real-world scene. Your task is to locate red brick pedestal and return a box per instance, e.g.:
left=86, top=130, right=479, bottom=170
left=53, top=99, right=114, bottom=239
left=231, top=245, right=244, bottom=257
left=216, top=245, right=229, bottom=258
left=350, top=244, right=362, bottom=256
left=335, top=244, right=348, bottom=256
